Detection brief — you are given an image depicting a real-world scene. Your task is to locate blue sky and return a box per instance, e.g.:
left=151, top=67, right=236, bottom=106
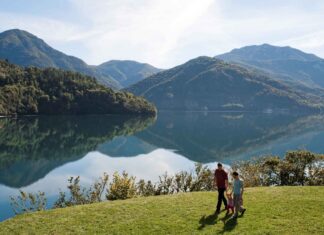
left=1, top=0, right=324, bottom=68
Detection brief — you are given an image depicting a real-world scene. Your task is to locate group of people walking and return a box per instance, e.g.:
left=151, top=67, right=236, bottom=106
left=214, top=163, right=246, bottom=219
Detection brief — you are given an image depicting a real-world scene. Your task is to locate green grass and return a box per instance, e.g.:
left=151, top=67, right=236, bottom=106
left=1, top=187, right=324, bottom=235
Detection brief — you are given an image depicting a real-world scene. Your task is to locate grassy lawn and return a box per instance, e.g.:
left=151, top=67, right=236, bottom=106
left=1, top=187, right=323, bottom=234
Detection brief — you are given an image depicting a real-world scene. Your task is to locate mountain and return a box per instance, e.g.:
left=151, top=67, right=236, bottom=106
left=97, top=60, right=162, bottom=88
left=216, top=44, right=324, bottom=88
left=0, top=29, right=161, bottom=88
left=0, top=60, right=156, bottom=116
left=128, top=56, right=324, bottom=112
left=0, top=29, right=119, bottom=88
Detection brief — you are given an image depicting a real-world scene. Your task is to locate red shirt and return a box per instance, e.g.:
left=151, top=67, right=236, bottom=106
left=215, top=169, right=228, bottom=189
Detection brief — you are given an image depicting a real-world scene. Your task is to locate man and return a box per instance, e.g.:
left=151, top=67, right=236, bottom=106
left=231, top=171, right=246, bottom=219
left=214, top=163, right=228, bottom=214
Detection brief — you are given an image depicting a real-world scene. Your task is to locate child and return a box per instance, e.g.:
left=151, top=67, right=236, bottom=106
left=231, top=171, right=246, bottom=219
left=226, top=191, right=234, bottom=214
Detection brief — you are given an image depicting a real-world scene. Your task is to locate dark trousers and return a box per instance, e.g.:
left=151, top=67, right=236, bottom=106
left=216, top=188, right=227, bottom=212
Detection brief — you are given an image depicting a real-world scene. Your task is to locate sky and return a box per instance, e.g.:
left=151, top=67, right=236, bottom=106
left=0, top=0, right=324, bottom=68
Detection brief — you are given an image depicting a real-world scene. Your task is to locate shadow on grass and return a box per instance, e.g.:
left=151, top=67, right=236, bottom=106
left=219, top=215, right=238, bottom=234
left=198, top=211, right=241, bottom=233
left=218, top=212, right=247, bottom=234
left=198, top=213, right=218, bottom=230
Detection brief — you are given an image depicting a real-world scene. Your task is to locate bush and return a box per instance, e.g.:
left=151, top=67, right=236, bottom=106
left=190, top=163, right=214, bottom=191
left=231, top=157, right=279, bottom=187
left=106, top=172, right=136, bottom=200
left=136, top=180, right=156, bottom=196
left=10, top=191, right=47, bottom=215
left=54, top=173, right=108, bottom=208
left=173, top=171, right=193, bottom=193
left=156, top=173, right=174, bottom=195
left=232, top=150, right=324, bottom=186
left=282, top=151, right=316, bottom=185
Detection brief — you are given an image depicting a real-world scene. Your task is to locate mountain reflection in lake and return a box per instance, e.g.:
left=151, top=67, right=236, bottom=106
left=1, top=112, right=324, bottom=221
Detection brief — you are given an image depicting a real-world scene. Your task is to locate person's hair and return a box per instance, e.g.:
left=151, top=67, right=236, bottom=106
left=217, top=163, right=222, bottom=167
left=232, top=171, right=239, bottom=176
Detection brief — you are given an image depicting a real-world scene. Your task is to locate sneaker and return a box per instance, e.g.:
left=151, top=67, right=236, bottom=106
left=241, top=208, right=246, bottom=216
left=215, top=210, right=220, bottom=215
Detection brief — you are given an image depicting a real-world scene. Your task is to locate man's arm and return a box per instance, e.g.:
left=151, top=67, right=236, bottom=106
left=225, top=179, right=228, bottom=189
left=214, top=171, right=218, bottom=188
left=240, top=181, right=244, bottom=196
left=214, top=178, right=217, bottom=188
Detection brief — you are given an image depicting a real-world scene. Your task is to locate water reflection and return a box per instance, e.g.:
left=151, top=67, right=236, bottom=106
left=1, top=112, right=324, bottom=189
left=135, top=112, right=324, bottom=162
left=0, top=115, right=155, bottom=188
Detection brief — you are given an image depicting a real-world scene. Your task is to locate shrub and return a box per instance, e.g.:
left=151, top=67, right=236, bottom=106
left=231, top=158, right=265, bottom=187
left=261, top=156, right=281, bottom=186
left=190, top=163, right=214, bottom=191
left=282, top=150, right=316, bottom=185
left=232, top=151, right=324, bottom=186
left=10, top=191, right=47, bottom=215
left=136, top=180, right=156, bottom=196
left=173, top=171, right=193, bottom=193
left=156, top=173, right=174, bottom=195
left=106, top=172, right=136, bottom=200
left=54, top=173, right=108, bottom=208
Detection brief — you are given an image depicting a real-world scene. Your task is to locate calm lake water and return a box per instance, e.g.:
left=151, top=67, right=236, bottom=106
left=1, top=111, right=324, bottom=221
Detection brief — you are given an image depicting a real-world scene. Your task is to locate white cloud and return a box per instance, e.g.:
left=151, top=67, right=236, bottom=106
left=0, top=13, right=83, bottom=42
left=68, top=0, right=216, bottom=67
left=1, top=0, right=324, bottom=67
left=275, top=31, right=324, bottom=57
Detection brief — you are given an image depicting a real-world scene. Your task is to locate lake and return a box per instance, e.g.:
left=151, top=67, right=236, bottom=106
left=1, top=111, right=324, bottom=221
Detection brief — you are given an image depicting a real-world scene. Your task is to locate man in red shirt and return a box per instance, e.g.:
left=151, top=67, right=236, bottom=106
left=214, top=163, right=228, bottom=214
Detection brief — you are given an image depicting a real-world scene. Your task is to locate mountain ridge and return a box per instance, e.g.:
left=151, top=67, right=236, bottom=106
left=0, top=29, right=161, bottom=89
left=216, top=44, right=324, bottom=88
left=128, top=56, right=324, bottom=112
left=219, top=44, right=322, bottom=62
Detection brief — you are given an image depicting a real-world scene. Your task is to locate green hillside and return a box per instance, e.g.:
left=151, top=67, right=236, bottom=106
left=0, top=60, right=156, bottom=116
left=128, top=56, right=324, bottom=112
left=1, top=187, right=323, bottom=234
